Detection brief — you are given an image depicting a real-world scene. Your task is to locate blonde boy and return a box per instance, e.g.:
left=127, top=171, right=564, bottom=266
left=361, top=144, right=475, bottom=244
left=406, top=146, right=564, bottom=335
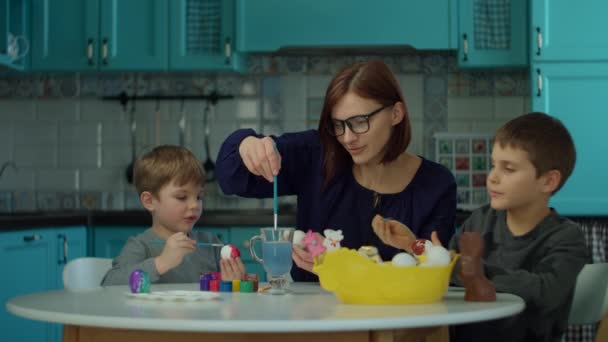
left=102, top=145, right=244, bottom=285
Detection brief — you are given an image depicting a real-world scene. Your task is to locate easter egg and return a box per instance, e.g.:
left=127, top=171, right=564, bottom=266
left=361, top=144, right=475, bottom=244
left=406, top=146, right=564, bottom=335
left=129, top=269, right=151, bottom=293
left=293, top=230, right=306, bottom=247
left=411, top=239, right=427, bottom=255
left=424, top=246, right=451, bottom=266
left=220, top=244, right=241, bottom=259
left=391, top=253, right=417, bottom=267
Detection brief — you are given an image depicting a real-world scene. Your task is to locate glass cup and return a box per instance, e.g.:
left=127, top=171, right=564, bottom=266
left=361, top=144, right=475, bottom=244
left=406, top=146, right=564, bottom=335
left=249, top=227, right=294, bottom=295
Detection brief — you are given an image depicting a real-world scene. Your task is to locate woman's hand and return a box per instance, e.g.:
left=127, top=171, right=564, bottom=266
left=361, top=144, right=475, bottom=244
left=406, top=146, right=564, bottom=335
left=238, top=136, right=282, bottom=182
left=220, top=257, right=246, bottom=281
left=292, top=244, right=316, bottom=274
left=155, top=232, right=196, bottom=275
left=371, top=214, right=417, bottom=252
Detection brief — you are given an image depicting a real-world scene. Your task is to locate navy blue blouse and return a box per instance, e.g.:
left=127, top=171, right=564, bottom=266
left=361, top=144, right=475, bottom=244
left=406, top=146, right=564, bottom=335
left=216, top=129, right=457, bottom=281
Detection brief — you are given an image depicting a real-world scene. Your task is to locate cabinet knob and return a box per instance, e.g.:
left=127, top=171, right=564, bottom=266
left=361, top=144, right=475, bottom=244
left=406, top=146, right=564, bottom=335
left=23, top=234, right=41, bottom=242
left=87, top=38, right=95, bottom=66
left=536, top=68, right=543, bottom=97
left=224, top=37, right=232, bottom=65
left=536, top=27, right=542, bottom=56
left=462, top=34, right=468, bottom=62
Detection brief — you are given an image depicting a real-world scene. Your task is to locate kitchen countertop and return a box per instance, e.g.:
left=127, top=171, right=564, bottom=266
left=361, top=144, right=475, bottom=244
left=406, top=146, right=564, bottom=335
left=0, top=209, right=474, bottom=231
left=0, top=209, right=298, bottom=230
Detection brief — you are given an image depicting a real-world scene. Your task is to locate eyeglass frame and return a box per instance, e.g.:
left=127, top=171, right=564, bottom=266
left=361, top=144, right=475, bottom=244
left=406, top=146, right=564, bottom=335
left=327, top=105, right=391, bottom=137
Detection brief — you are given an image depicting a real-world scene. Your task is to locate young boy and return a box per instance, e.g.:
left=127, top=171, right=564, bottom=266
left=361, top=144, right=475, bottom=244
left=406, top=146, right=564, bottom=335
left=102, top=145, right=245, bottom=285
left=374, top=112, right=589, bottom=341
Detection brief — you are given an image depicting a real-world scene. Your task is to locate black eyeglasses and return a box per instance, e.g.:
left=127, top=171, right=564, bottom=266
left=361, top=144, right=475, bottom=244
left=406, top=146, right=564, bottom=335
left=328, top=105, right=389, bottom=137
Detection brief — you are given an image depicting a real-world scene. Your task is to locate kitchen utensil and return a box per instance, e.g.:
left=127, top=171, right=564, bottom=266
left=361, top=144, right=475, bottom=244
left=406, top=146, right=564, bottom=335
left=202, top=100, right=215, bottom=181
left=125, top=99, right=137, bottom=184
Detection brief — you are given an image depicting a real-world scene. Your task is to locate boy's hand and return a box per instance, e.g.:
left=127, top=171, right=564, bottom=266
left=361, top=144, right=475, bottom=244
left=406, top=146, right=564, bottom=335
left=371, top=214, right=417, bottom=252
left=154, top=232, right=196, bottom=275
left=238, top=136, right=282, bottom=182
left=292, top=244, right=316, bottom=274
left=220, top=257, right=246, bottom=281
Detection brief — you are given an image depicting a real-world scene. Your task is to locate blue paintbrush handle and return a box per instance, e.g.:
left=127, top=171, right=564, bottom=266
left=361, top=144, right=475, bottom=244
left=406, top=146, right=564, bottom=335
left=149, top=240, right=224, bottom=247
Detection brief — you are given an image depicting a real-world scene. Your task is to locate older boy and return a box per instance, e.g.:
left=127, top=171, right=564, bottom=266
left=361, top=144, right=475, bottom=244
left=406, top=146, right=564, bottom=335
left=102, top=145, right=245, bottom=285
left=448, top=112, right=589, bottom=341
left=374, top=112, right=588, bottom=341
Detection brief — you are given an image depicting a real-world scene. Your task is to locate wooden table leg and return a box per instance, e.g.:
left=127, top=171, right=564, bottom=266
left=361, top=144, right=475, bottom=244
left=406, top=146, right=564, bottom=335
left=62, top=325, right=79, bottom=342
left=370, top=326, right=449, bottom=342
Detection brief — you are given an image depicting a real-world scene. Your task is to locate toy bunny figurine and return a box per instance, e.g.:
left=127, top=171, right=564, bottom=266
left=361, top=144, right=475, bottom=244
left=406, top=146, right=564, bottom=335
left=458, top=231, right=496, bottom=302
left=323, top=229, right=344, bottom=252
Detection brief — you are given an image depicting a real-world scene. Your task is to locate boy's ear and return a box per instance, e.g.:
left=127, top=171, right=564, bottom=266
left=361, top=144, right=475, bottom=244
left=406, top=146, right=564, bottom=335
left=391, top=102, right=406, bottom=126
left=140, top=191, right=156, bottom=211
left=541, top=169, right=562, bottom=194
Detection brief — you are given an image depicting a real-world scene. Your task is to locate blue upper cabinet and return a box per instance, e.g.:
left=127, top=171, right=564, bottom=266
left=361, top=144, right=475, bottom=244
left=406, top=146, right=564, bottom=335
left=532, top=63, right=608, bottom=215
left=532, top=0, right=608, bottom=62
left=99, top=0, right=168, bottom=71
left=31, top=0, right=98, bottom=71
left=0, top=0, right=30, bottom=70
left=457, top=0, right=528, bottom=68
left=169, top=0, right=244, bottom=71
left=31, top=0, right=168, bottom=71
left=237, top=0, right=451, bottom=52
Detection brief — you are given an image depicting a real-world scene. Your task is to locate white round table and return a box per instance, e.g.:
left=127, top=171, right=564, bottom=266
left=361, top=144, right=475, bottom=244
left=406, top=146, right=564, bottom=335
left=6, top=283, right=525, bottom=342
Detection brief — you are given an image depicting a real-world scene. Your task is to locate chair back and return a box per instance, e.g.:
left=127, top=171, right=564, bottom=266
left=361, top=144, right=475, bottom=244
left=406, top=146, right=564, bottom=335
left=62, top=257, right=113, bottom=291
left=568, top=263, right=608, bottom=325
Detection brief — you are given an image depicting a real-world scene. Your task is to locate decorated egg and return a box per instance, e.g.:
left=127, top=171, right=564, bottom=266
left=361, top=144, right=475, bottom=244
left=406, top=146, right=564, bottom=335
left=129, top=269, right=151, bottom=293
left=411, top=239, right=433, bottom=255
left=322, top=229, right=344, bottom=251
left=391, top=253, right=417, bottom=267
left=220, top=244, right=241, bottom=259
left=357, top=246, right=383, bottom=263
left=293, top=230, right=307, bottom=248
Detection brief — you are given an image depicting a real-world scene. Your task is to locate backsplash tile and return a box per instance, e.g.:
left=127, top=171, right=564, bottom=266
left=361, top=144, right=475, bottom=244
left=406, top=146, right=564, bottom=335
left=0, top=51, right=529, bottom=212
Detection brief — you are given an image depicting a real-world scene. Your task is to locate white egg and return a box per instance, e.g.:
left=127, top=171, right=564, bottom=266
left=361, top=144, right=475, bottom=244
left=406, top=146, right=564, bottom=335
left=425, top=246, right=451, bottom=266
left=391, top=252, right=417, bottom=267
left=220, top=245, right=234, bottom=259
left=293, top=230, right=306, bottom=247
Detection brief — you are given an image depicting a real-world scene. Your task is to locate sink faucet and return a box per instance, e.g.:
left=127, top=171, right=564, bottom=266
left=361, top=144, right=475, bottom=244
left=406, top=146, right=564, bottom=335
left=0, top=161, right=17, bottom=179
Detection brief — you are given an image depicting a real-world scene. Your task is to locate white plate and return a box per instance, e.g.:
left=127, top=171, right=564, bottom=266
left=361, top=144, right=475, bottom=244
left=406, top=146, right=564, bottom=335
left=125, top=290, right=220, bottom=301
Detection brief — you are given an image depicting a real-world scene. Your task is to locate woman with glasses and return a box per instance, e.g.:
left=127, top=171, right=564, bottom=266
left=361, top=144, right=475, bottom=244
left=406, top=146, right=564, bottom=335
left=216, top=59, right=456, bottom=281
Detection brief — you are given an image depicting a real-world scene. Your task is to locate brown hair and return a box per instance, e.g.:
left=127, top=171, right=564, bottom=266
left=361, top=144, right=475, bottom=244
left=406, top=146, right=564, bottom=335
left=494, top=112, right=576, bottom=193
left=134, top=145, right=205, bottom=196
left=318, top=59, right=411, bottom=188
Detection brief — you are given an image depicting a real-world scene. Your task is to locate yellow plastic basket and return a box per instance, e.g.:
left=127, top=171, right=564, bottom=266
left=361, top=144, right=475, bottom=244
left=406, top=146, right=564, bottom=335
left=313, top=248, right=459, bottom=305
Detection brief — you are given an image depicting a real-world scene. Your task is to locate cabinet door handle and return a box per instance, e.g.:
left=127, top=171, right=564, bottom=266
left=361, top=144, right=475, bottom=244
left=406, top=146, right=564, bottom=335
left=224, top=37, right=231, bottom=65
left=87, top=38, right=95, bottom=66
left=536, top=68, right=542, bottom=97
left=58, top=234, right=68, bottom=264
left=536, top=27, right=542, bottom=56
left=23, top=234, right=41, bottom=242
left=462, top=33, right=468, bottom=62
left=102, top=38, right=108, bottom=65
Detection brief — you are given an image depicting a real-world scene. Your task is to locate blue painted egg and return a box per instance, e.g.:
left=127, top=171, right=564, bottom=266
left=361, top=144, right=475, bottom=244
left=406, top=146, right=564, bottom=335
left=129, top=269, right=151, bottom=293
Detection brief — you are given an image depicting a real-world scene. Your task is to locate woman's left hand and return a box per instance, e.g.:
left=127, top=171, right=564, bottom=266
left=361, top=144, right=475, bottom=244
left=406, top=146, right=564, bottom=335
left=220, top=257, right=246, bottom=281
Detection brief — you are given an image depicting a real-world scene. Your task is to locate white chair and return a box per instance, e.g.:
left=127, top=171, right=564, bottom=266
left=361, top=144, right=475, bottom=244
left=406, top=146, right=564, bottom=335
left=62, top=257, right=113, bottom=291
left=567, top=263, right=608, bottom=325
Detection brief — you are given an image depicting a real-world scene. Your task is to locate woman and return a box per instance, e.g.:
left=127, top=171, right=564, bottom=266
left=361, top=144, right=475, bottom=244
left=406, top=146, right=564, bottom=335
left=216, top=59, right=456, bottom=281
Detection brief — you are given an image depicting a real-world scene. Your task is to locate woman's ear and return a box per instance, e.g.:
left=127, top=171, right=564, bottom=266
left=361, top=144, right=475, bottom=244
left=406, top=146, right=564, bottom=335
left=541, top=169, right=562, bottom=194
left=140, top=191, right=156, bottom=212
left=391, top=102, right=406, bottom=126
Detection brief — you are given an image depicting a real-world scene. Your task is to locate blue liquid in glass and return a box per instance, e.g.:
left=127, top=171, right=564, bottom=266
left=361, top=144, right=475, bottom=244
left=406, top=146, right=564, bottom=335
left=262, top=241, right=293, bottom=276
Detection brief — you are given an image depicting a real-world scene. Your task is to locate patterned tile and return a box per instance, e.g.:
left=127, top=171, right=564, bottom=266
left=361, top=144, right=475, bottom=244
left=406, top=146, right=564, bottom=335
left=307, top=56, right=330, bottom=75
left=422, top=53, right=447, bottom=75
left=448, top=72, right=471, bottom=96
left=469, top=72, right=495, bottom=96
left=399, top=54, right=422, bottom=73
left=0, top=192, right=12, bottom=212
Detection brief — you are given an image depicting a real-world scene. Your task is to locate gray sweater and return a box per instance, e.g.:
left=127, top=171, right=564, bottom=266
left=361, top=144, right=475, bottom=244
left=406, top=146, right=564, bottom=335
left=102, top=229, right=222, bottom=286
left=448, top=205, right=589, bottom=342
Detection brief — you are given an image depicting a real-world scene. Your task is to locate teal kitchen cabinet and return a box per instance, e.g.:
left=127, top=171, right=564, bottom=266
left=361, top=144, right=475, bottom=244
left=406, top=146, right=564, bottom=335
left=532, top=63, right=608, bottom=215
left=532, top=0, right=608, bottom=62
left=169, top=0, right=245, bottom=71
left=237, top=0, right=451, bottom=52
left=31, top=0, right=168, bottom=71
left=457, top=0, right=528, bottom=68
left=92, top=226, right=148, bottom=258
left=1, top=226, right=86, bottom=342
left=0, top=0, right=30, bottom=70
